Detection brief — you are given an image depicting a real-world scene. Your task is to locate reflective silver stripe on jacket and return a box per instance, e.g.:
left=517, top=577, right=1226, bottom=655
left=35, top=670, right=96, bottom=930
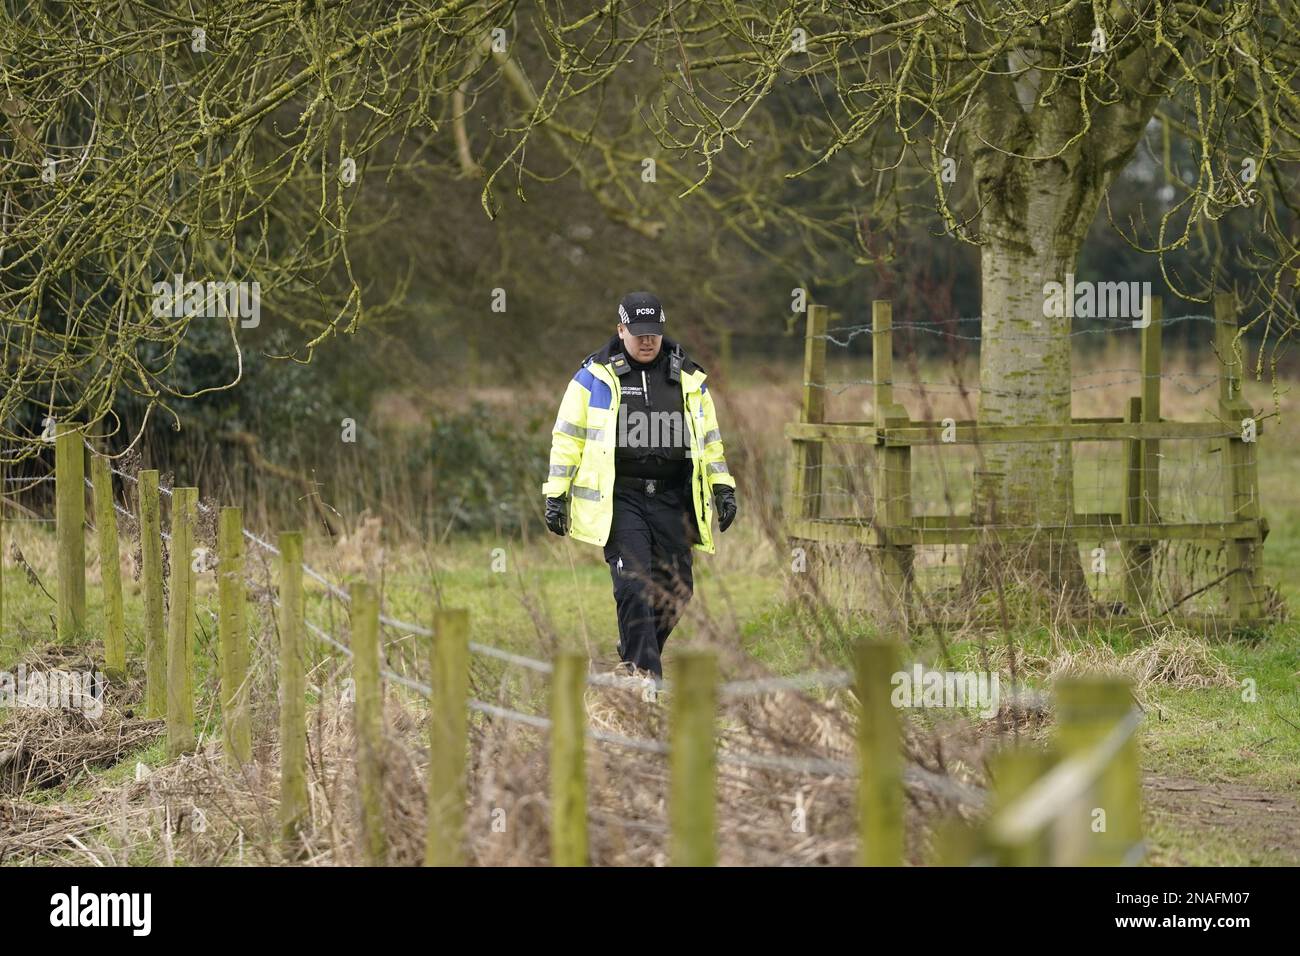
left=549, top=464, right=576, bottom=477
left=707, top=461, right=729, bottom=474
left=702, top=428, right=722, bottom=446
left=571, top=486, right=601, bottom=501
left=557, top=420, right=605, bottom=442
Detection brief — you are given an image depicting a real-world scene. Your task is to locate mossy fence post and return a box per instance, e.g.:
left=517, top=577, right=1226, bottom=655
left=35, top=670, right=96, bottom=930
left=855, top=640, right=904, bottom=866
left=217, top=506, right=252, bottom=767
left=1055, top=677, right=1142, bottom=865
left=278, top=531, right=309, bottom=845
left=550, top=650, right=588, bottom=867
left=351, top=581, right=387, bottom=865
left=90, top=454, right=126, bottom=679
left=165, top=486, right=198, bottom=758
left=1216, top=291, right=1265, bottom=621
left=787, top=303, right=827, bottom=523
left=138, top=469, right=167, bottom=719
left=985, top=748, right=1054, bottom=866
left=670, top=650, right=717, bottom=867
left=54, top=422, right=86, bottom=641
left=426, top=608, right=469, bottom=867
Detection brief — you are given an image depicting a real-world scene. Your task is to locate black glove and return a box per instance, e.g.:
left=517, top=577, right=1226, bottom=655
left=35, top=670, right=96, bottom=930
left=713, top=486, right=737, bottom=533
left=544, top=496, right=569, bottom=536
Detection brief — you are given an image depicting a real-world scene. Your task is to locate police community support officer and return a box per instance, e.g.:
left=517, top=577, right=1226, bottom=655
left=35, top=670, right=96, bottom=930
left=542, top=292, right=738, bottom=680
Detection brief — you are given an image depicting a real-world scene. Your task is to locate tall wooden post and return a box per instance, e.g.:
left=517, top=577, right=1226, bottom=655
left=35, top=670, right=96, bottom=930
left=855, top=640, right=904, bottom=866
left=550, top=650, right=588, bottom=867
left=351, top=581, right=387, bottom=865
left=871, top=301, right=914, bottom=628
left=1121, top=395, right=1149, bottom=611
left=787, top=303, right=828, bottom=522
left=217, top=507, right=252, bottom=766
left=670, top=650, right=717, bottom=867
left=276, top=535, right=309, bottom=848
left=426, top=609, right=469, bottom=866
left=54, top=423, right=86, bottom=641
left=90, top=454, right=126, bottom=679
left=138, top=470, right=166, bottom=718
left=1215, top=293, right=1264, bottom=622
left=166, top=487, right=198, bottom=758
left=1140, top=295, right=1163, bottom=524
left=278, top=531, right=309, bottom=844
left=872, top=299, right=894, bottom=429
left=1055, top=678, right=1142, bottom=865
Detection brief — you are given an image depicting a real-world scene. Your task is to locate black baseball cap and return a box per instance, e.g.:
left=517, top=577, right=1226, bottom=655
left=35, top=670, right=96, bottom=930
left=618, top=291, right=666, bottom=337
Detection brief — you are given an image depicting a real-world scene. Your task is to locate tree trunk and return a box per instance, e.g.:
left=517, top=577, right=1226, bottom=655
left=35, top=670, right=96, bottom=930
left=965, top=129, right=1105, bottom=602
left=966, top=235, right=1089, bottom=601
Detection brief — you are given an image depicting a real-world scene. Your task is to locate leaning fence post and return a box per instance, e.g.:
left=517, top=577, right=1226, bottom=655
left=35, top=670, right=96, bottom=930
left=54, top=422, right=86, bottom=641
left=139, top=470, right=166, bottom=718
left=351, top=581, right=387, bottom=865
left=426, top=608, right=469, bottom=866
left=166, top=487, right=198, bottom=758
left=90, top=454, right=126, bottom=679
left=855, top=640, right=904, bottom=866
left=278, top=531, right=309, bottom=845
left=217, top=506, right=252, bottom=767
left=550, top=650, right=588, bottom=867
left=1055, top=677, right=1142, bottom=865
left=670, top=650, right=717, bottom=866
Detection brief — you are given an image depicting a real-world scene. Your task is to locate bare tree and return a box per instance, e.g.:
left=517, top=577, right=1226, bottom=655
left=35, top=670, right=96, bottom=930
left=3, top=1, right=1297, bottom=587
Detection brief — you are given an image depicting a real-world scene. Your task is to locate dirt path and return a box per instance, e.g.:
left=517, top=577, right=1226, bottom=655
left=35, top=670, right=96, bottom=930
left=1144, top=773, right=1300, bottom=865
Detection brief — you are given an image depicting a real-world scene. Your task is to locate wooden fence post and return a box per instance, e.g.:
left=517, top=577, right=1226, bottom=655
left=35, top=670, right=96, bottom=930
left=1140, top=295, right=1163, bottom=525
left=1215, top=292, right=1265, bottom=622
left=138, top=470, right=166, bottom=718
left=165, top=487, right=197, bottom=758
left=278, top=531, right=309, bottom=845
left=550, top=650, right=588, bottom=867
left=351, top=581, right=387, bottom=865
left=870, top=301, right=914, bottom=629
left=1121, top=395, right=1149, bottom=611
left=1055, top=677, right=1142, bottom=865
left=787, top=303, right=828, bottom=522
left=90, top=454, right=126, bottom=679
left=855, top=640, right=904, bottom=866
left=670, top=650, right=717, bottom=866
left=426, top=608, right=469, bottom=866
left=875, top=409, right=914, bottom=630
left=872, top=299, right=894, bottom=429
left=54, top=423, right=86, bottom=641
left=217, top=506, right=252, bottom=767
left=985, top=748, right=1054, bottom=866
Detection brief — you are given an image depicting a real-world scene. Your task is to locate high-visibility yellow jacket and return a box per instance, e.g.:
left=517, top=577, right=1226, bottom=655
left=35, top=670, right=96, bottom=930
left=542, top=336, right=736, bottom=554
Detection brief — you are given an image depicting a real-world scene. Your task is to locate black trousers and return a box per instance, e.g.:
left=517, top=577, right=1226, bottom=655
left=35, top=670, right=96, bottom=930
left=603, top=482, right=697, bottom=678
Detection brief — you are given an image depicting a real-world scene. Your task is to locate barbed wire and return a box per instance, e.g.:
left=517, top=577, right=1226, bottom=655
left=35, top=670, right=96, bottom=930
left=809, top=372, right=1226, bottom=399
left=88, top=470, right=958, bottom=791
left=818, top=313, right=1220, bottom=347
